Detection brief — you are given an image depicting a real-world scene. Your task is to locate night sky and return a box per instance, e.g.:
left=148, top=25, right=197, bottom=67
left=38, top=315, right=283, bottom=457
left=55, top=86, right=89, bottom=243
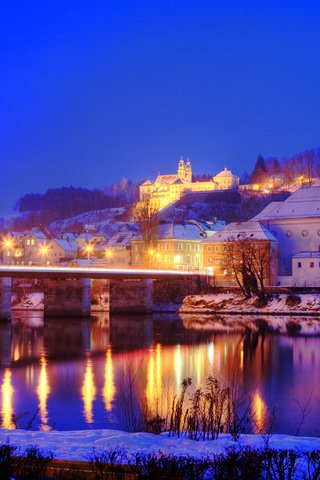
left=1, top=0, right=320, bottom=214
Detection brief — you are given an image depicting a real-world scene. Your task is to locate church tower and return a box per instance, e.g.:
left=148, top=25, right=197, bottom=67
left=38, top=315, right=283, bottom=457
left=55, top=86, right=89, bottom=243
left=185, top=158, right=192, bottom=183
left=178, top=157, right=185, bottom=180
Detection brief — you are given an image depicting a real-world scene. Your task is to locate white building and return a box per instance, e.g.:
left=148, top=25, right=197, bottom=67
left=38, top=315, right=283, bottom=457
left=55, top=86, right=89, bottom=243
left=292, top=252, right=320, bottom=287
left=252, top=186, right=320, bottom=282
left=213, top=167, right=240, bottom=190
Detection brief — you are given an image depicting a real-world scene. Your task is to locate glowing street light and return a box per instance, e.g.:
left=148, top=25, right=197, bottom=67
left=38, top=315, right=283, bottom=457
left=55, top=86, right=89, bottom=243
left=84, top=244, right=93, bottom=260
left=39, top=244, right=49, bottom=265
left=3, top=239, right=13, bottom=250
left=105, top=249, right=112, bottom=258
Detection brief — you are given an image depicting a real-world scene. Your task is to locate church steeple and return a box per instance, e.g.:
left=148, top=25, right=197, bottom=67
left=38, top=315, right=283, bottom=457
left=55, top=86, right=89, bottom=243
left=185, top=157, right=192, bottom=182
left=178, top=156, right=185, bottom=179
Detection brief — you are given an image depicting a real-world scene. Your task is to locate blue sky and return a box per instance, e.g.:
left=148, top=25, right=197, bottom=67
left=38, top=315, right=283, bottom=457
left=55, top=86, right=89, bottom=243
left=1, top=0, right=320, bottom=213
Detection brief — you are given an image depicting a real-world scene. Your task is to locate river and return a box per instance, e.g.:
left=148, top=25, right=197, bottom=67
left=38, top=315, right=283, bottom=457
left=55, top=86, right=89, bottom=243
left=0, top=311, right=319, bottom=436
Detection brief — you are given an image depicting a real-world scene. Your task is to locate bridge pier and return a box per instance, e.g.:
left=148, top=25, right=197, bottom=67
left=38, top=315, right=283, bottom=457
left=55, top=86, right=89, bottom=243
left=109, top=279, right=153, bottom=313
left=43, top=278, right=91, bottom=317
left=0, top=278, right=12, bottom=321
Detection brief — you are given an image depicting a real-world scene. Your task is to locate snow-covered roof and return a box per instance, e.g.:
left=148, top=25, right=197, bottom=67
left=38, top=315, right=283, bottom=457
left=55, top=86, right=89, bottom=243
left=141, top=179, right=153, bottom=186
left=214, top=167, right=237, bottom=178
left=293, top=251, right=320, bottom=259
left=107, top=231, right=134, bottom=247
left=202, top=221, right=277, bottom=243
left=157, top=223, right=204, bottom=240
left=172, top=178, right=184, bottom=185
left=155, top=174, right=180, bottom=185
left=25, top=228, right=48, bottom=240
left=53, top=238, right=78, bottom=253
left=252, top=187, right=320, bottom=221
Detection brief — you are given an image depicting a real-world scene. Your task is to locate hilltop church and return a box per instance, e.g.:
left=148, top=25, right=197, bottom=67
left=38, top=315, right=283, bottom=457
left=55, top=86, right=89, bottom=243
left=139, top=158, right=239, bottom=211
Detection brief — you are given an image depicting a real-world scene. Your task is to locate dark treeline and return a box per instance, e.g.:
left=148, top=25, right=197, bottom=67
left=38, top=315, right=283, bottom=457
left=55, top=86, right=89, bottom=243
left=249, top=148, right=320, bottom=186
left=15, top=186, right=126, bottom=225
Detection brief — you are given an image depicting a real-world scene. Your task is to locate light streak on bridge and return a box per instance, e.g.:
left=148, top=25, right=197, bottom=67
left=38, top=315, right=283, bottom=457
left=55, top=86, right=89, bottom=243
left=0, top=265, right=210, bottom=280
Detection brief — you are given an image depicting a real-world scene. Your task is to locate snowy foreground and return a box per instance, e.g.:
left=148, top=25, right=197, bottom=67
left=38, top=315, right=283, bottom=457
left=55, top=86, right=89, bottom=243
left=0, top=429, right=319, bottom=462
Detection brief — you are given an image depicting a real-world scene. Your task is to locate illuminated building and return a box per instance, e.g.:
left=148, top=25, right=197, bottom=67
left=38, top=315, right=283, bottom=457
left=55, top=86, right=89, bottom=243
left=139, top=159, right=239, bottom=212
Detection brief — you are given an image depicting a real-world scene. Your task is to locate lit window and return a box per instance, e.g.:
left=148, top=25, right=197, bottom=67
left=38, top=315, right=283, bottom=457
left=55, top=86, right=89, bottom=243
left=224, top=269, right=228, bottom=275
left=208, top=257, right=212, bottom=264
left=215, top=258, right=220, bottom=264
left=26, top=239, right=31, bottom=246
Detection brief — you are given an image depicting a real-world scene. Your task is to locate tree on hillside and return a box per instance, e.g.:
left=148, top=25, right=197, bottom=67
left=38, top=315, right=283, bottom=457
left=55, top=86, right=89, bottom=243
left=250, top=155, right=268, bottom=186
left=225, top=237, right=273, bottom=301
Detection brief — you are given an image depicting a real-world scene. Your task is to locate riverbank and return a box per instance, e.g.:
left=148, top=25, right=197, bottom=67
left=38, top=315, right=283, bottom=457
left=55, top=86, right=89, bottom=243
left=11, top=291, right=320, bottom=316
left=0, top=428, right=319, bottom=462
left=175, top=292, right=320, bottom=315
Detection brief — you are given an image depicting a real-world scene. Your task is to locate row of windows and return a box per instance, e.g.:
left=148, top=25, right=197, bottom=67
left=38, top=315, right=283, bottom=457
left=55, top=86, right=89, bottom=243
left=297, top=261, right=320, bottom=269
left=206, top=245, right=227, bottom=253
left=133, top=243, right=200, bottom=252
left=207, top=257, right=227, bottom=265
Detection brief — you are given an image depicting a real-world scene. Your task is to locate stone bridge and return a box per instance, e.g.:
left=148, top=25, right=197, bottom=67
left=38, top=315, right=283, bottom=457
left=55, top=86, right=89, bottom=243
left=0, top=266, right=209, bottom=320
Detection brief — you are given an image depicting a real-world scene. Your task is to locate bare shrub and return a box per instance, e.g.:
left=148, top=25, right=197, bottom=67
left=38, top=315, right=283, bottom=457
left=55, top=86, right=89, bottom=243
left=89, top=447, right=128, bottom=480
left=0, top=441, right=18, bottom=480
left=286, top=294, right=301, bottom=307
left=168, top=374, right=252, bottom=441
left=303, top=450, right=320, bottom=480
left=16, top=445, right=54, bottom=480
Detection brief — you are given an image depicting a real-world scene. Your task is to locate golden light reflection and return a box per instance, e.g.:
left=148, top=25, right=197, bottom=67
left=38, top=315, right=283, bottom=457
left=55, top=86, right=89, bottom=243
left=252, top=390, right=267, bottom=433
left=196, top=349, right=202, bottom=386
left=37, top=356, right=51, bottom=431
left=13, top=345, right=20, bottom=362
left=1, top=369, right=15, bottom=429
left=240, top=342, right=244, bottom=370
left=174, top=344, right=182, bottom=388
left=146, top=344, right=162, bottom=412
left=82, top=357, right=96, bottom=424
left=208, top=342, right=214, bottom=367
left=103, top=347, right=115, bottom=411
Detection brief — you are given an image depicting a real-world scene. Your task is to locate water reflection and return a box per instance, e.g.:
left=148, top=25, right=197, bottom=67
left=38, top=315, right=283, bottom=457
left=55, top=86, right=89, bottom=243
left=0, top=311, right=318, bottom=435
left=37, top=355, right=51, bottom=431
left=1, top=369, right=15, bottom=429
left=82, top=357, right=96, bottom=424
left=103, top=347, right=115, bottom=412
left=252, top=389, right=268, bottom=434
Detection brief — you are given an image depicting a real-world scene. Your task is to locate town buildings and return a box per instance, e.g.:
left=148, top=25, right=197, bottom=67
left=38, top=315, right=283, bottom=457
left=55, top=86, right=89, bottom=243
left=1, top=186, right=319, bottom=287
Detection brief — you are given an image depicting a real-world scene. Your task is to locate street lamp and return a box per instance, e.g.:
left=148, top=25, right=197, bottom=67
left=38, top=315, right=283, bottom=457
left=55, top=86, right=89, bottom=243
left=84, top=244, right=93, bottom=261
left=39, top=244, right=49, bottom=265
left=2, top=238, right=13, bottom=264
left=3, top=239, right=13, bottom=250
left=105, top=249, right=112, bottom=264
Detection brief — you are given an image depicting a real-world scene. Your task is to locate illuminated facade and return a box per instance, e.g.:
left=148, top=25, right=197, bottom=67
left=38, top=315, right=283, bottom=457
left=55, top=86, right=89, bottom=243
left=202, top=221, right=278, bottom=286
left=139, top=159, right=240, bottom=212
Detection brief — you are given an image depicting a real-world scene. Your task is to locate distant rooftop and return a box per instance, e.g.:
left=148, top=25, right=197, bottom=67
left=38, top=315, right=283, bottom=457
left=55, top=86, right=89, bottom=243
left=252, top=186, right=320, bottom=221
left=202, top=221, right=277, bottom=243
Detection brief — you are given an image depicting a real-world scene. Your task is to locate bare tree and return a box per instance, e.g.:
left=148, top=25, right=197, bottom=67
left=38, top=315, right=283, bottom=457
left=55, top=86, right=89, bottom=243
left=225, top=236, right=274, bottom=300
left=135, top=198, right=159, bottom=266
